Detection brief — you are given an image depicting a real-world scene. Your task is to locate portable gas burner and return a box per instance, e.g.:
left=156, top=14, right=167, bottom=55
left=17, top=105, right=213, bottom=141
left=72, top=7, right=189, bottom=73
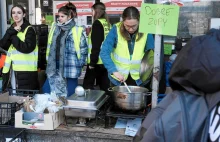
left=105, top=105, right=150, bottom=128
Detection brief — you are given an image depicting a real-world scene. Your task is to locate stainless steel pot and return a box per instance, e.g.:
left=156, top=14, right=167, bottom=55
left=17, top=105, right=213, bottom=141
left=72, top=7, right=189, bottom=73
left=108, top=86, right=151, bottom=111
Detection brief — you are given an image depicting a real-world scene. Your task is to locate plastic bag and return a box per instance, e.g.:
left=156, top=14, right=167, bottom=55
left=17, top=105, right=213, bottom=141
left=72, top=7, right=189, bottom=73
left=48, top=71, right=67, bottom=97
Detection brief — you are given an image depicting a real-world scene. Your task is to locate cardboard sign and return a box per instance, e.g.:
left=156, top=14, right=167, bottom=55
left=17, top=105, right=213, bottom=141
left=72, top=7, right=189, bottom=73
left=139, top=4, right=180, bottom=36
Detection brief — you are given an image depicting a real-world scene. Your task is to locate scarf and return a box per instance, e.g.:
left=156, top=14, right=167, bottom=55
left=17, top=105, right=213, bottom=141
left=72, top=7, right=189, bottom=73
left=46, top=19, right=75, bottom=96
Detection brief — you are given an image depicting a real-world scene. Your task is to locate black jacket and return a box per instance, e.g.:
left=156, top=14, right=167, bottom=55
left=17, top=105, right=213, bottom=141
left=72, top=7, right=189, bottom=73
left=0, top=19, right=38, bottom=90
left=90, top=19, right=104, bottom=67
left=134, top=29, right=220, bottom=142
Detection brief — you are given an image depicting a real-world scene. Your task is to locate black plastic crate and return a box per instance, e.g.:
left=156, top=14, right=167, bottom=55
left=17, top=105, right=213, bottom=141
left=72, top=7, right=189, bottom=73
left=8, top=89, right=39, bottom=97
left=0, top=102, right=17, bottom=126
left=0, top=128, right=26, bottom=142
left=0, top=89, right=39, bottom=126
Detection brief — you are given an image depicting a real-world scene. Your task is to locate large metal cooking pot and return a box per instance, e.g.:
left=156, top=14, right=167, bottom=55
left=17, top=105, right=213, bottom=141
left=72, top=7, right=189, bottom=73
left=108, top=86, right=151, bottom=111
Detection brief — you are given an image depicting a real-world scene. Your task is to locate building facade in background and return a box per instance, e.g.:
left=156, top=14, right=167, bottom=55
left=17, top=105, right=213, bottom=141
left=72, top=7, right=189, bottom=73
left=1, top=0, right=220, bottom=38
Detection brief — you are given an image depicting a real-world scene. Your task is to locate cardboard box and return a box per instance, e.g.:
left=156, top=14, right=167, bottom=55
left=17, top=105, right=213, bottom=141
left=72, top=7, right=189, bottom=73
left=15, top=109, right=64, bottom=130
left=0, top=92, right=29, bottom=104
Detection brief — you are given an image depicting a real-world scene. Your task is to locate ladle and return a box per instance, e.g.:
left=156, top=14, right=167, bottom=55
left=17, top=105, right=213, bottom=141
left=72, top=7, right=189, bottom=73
left=123, top=82, right=132, bottom=93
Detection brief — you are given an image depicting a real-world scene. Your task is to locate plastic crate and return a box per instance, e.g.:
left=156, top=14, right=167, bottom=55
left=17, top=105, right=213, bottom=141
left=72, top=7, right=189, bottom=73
left=8, top=89, right=39, bottom=97
left=0, top=102, right=19, bottom=126
left=0, top=89, right=39, bottom=126
left=0, top=128, right=26, bottom=142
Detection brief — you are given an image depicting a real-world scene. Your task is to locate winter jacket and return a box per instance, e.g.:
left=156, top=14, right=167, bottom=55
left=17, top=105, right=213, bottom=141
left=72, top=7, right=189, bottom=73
left=89, top=19, right=105, bottom=67
left=63, top=27, right=88, bottom=78
left=1, top=19, right=38, bottom=90
left=134, top=29, right=220, bottom=142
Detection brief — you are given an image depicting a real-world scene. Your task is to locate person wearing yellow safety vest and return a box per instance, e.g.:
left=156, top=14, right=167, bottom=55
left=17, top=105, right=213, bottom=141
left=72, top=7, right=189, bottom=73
left=42, top=2, right=88, bottom=97
left=100, top=6, right=154, bottom=86
left=83, top=2, right=111, bottom=92
left=1, top=5, right=38, bottom=90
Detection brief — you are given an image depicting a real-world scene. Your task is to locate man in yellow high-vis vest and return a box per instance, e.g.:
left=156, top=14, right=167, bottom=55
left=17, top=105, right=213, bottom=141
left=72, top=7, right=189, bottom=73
left=100, top=6, right=154, bottom=87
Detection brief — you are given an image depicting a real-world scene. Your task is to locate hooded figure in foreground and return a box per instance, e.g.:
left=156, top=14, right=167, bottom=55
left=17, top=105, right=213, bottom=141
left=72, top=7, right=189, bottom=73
left=134, top=29, right=220, bottom=142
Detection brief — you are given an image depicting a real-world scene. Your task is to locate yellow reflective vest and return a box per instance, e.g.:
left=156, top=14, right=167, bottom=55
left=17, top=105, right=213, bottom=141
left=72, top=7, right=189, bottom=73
left=111, top=22, right=148, bottom=80
left=46, top=22, right=83, bottom=61
left=3, top=26, right=38, bottom=73
left=87, top=19, right=110, bottom=64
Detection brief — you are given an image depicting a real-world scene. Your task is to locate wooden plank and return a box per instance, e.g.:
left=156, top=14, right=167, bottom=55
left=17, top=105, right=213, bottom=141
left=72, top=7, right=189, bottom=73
left=152, top=34, right=161, bottom=108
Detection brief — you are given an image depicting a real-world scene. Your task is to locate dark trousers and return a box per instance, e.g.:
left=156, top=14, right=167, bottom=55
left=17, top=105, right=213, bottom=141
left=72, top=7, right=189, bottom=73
left=83, top=64, right=110, bottom=92
left=2, top=72, right=10, bottom=92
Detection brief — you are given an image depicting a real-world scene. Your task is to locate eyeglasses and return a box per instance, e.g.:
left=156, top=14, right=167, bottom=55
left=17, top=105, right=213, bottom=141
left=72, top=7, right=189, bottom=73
left=123, top=23, right=139, bottom=30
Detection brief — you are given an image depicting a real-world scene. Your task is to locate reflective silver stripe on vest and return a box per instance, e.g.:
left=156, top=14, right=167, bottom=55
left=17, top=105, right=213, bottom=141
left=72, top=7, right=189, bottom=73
left=112, top=52, right=141, bottom=64
left=115, top=62, right=139, bottom=74
left=88, top=44, right=92, bottom=49
left=4, top=62, right=10, bottom=68
left=88, top=53, right=100, bottom=58
left=7, top=52, right=11, bottom=56
left=12, top=60, right=38, bottom=66
left=76, top=51, right=80, bottom=56
left=130, top=68, right=139, bottom=74
left=116, top=66, right=129, bottom=75
left=11, top=50, right=38, bottom=55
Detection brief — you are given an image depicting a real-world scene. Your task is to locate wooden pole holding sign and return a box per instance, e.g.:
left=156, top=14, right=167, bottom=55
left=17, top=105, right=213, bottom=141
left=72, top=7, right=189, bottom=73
left=139, top=2, right=179, bottom=108
left=152, top=34, right=161, bottom=108
left=152, top=0, right=163, bottom=109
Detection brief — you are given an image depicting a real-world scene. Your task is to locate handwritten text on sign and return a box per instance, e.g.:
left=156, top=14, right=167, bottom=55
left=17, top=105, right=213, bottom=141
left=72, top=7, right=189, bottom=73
left=139, top=4, right=179, bottom=36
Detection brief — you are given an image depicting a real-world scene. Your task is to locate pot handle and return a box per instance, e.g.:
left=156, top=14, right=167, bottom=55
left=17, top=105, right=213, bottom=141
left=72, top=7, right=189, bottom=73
left=144, top=92, right=152, bottom=96
left=108, top=87, right=113, bottom=91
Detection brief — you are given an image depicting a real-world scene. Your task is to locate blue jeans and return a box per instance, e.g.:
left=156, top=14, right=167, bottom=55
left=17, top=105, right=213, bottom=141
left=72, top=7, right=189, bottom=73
left=42, top=78, right=78, bottom=97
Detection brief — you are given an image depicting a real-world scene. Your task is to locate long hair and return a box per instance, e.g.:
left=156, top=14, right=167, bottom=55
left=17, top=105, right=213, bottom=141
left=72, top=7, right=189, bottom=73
left=120, top=6, right=143, bottom=41
left=58, top=2, right=77, bottom=18
left=92, top=2, right=111, bottom=30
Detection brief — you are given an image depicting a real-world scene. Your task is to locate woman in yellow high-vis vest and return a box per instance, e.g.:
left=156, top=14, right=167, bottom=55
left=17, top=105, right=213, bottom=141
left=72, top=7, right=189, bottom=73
left=42, top=2, right=88, bottom=97
left=100, top=6, right=154, bottom=86
left=1, top=5, right=38, bottom=91
left=83, top=2, right=111, bottom=92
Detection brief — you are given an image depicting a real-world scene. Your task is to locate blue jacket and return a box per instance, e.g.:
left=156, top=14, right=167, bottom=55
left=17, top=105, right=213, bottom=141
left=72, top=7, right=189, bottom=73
left=100, top=25, right=154, bottom=86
